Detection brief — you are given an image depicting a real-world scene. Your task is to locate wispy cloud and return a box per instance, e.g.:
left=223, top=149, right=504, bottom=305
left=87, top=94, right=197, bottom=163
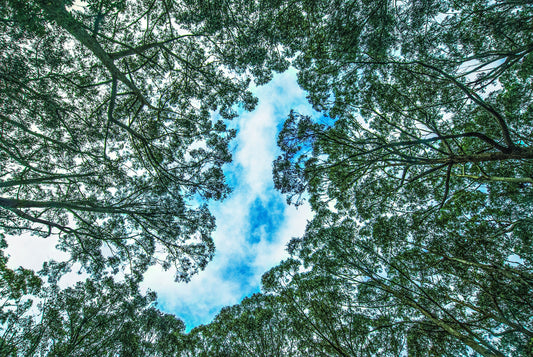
left=142, top=69, right=317, bottom=330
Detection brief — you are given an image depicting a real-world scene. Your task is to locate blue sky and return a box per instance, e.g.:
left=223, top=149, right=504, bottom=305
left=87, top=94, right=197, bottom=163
left=4, top=68, right=316, bottom=331
left=141, top=68, right=316, bottom=330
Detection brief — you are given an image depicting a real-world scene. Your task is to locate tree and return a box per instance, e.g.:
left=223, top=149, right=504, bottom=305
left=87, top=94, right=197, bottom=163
left=184, top=293, right=301, bottom=356
left=262, top=258, right=410, bottom=357
left=0, top=235, right=42, bottom=356
left=272, top=209, right=533, bottom=356
left=0, top=0, right=283, bottom=280
left=8, top=273, right=186, bottom=356
left=267, top=0, right=533, bottom=355
left=273, top=0, right=533, bottom=215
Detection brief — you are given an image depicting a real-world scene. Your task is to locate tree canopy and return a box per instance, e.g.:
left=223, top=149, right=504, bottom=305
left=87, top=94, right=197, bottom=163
left=2, top=268, right=185, bottom=356
left=0, top=0, right=282, bottom=353
left=268, top=0, right=533, bottom=355
left=273, top=0, right=533, bottom=213
left=1, top=0, right=532, bottom=355
left=183, top=0, right=533, bottom=355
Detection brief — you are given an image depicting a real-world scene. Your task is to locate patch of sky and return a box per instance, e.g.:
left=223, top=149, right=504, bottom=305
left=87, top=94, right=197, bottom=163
left=478, top=183, right=488, bottom=194
left=140, top=68, right=318, bottom=331
left=248, top=196, right=286, bottom=245
left=505, top=254, right=525, bottom=268
left=221, top=263, right=254, bottom=286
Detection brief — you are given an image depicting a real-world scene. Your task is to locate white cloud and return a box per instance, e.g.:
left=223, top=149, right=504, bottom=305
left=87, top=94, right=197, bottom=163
left=251, top=203, right=313, bottom=277
left=235, top=105, right=276, bottom=195
left=5, top=234, right=68, bottom=271
left=141, top=69, right=317, bottom=329
left=4, top=234, right=87, bottom=289
left=235, top=68, right=307, bottom=197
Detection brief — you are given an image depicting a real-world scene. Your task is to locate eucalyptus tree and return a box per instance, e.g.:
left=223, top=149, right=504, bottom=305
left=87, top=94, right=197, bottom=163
left=265, top=208, right=533, bottom=356
left=0, top=0, right=289, bottom=280
left=0, top=237, right=42, bottom=356
left=8, top=274, right=185, bottom=356
left=267, top=0, right=533, bottom=355
left=184, top=293, right=300, bottom=357
left=273, top=0, right=533, bottom=214
left=262, top=258, right=410, bottom=357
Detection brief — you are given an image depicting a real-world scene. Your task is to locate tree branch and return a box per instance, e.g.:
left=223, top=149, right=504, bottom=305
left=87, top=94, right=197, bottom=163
left=411, top=60, right=515, bottom=150
left=0, top=197, right=147, bottom=216
left=37, top=0, right=157, bottom=110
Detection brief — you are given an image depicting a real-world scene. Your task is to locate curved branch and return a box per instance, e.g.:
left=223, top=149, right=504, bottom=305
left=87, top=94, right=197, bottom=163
left=411, top=61, right=515, bottom=150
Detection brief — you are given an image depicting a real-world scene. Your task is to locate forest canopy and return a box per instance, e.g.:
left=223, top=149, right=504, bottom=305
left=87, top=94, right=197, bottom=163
left=1, top=0, right=532, bottom=355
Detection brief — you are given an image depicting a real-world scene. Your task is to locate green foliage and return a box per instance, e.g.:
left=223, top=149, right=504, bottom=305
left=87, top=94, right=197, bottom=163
left=268, top=0, right=533, bottom=355
left=1, top=0, right=532, bottom=355
left=0, top=0, right=282, bottom=354
left=0, top=0, right=274, bottom=280
left=0, top=236, right=42, bottom=356
left=181, top=0, right=533, bottom=356
left=6, top=274, right=186, bottom=357
left=185, top=293, right=300, bottom=356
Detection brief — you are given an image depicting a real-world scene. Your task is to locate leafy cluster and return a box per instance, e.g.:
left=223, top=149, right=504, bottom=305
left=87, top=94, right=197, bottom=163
left=0, top=0, right=277, bottom=280
left=1, top=266, right=186, bottom=356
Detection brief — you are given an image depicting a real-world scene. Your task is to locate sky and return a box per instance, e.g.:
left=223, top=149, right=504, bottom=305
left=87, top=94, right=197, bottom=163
left=140, top=69, right=316, bottom=330
left=4, top=68, right=317, bottom=331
